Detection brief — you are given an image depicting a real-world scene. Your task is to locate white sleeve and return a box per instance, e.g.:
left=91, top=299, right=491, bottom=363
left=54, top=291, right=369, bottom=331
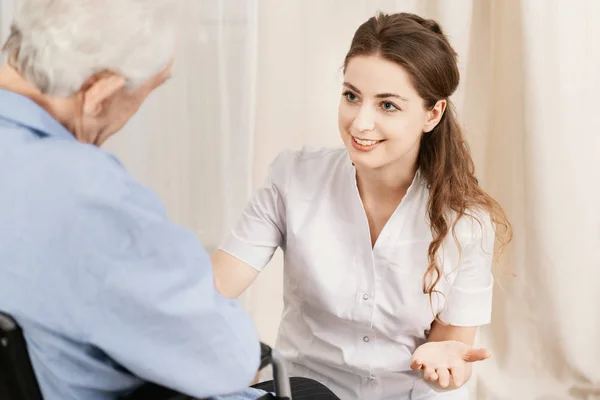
left=219, top=150, right=294, bottom=271
left=437, top=212, right=496, bottom=327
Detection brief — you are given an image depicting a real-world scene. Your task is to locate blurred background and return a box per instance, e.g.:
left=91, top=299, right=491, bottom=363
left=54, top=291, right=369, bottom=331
left=1, top=0, right=599, bottom=398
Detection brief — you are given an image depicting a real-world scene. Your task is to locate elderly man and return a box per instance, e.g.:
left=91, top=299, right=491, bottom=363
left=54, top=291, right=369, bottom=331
left=0, top=1, right=264, bottom=399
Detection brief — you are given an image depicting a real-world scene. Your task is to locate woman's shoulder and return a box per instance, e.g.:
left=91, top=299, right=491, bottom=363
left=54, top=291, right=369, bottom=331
left=446, top=208, right=496, bottom=247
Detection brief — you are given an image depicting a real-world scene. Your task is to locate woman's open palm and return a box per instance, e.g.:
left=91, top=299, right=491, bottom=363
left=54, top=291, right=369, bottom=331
left=410, top=340, right=491, bottom=389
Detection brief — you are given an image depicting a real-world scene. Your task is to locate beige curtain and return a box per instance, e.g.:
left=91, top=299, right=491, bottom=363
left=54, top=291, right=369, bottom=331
left=246, top=1, right=600, bottom=399
left=474, top=1, right=600, bottom=399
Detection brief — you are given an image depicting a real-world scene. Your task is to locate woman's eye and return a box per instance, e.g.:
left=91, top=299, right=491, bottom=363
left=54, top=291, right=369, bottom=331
left=381, top=101, right=399, bottom=112
left=344, top=91, right=358, bottom=102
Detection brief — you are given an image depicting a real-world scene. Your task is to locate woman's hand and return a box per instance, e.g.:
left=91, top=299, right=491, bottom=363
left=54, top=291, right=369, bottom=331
left=410, top=340, right=490, bottom=389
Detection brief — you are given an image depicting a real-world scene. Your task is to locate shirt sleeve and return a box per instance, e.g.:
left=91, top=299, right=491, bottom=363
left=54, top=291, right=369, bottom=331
left=437, top=212, right=496, bottom=327
left=69, top=155, right=261, bottom=398
left=218, top=150, right=293, bottom=271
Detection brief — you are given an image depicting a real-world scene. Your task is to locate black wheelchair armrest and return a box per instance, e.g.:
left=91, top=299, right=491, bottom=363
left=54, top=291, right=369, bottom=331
left=0, top=312, right=44, bottom=400
left=260, top=342, right=272, bottom=370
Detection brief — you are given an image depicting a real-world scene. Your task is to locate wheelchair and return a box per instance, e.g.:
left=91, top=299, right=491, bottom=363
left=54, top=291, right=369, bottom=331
left=0, top=312, right=292, bottom=400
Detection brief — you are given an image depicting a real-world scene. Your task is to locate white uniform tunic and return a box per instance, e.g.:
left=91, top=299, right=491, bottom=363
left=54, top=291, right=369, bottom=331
left=220, top=147, right=495, bottom=399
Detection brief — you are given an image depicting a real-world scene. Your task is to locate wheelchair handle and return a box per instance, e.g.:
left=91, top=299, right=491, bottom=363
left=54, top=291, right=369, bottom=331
left=260, top=343, right=292, bottom=400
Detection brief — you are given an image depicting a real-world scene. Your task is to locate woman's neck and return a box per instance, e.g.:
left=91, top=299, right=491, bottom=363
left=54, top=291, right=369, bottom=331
left=355, top=160, right=418, bottom=205
left=354, top=159, right=418, bottom=247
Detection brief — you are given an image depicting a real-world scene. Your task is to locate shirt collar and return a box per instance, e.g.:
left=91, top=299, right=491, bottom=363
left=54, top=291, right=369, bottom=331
left=0, top=89, right=75, bottom=141
left=345, top=149, right=425, bottom=196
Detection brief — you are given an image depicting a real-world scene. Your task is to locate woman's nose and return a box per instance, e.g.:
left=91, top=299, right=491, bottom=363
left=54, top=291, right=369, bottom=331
left=351, top=105, right=375, bottom=133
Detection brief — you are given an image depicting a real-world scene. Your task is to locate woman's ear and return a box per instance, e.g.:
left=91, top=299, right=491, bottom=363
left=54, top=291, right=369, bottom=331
left=424, top=99, right=447, bottom=133
left=81, top=74, right=126, bottom=117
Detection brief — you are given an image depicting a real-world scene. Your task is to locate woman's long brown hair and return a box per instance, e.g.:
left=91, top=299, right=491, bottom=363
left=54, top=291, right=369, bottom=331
left=344, top=12, right=512, bottom=300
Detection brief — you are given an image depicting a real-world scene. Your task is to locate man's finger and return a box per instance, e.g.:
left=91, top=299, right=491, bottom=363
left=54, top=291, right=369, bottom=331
left=463, top=348, right=491, bottom=362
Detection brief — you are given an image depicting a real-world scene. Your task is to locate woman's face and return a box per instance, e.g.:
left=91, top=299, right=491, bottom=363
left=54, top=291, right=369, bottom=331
left=338, top=55, right=444, bottom=173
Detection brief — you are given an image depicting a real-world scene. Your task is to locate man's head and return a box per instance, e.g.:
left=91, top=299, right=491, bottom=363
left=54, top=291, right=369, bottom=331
left=1, top=0, right=180, bottom=145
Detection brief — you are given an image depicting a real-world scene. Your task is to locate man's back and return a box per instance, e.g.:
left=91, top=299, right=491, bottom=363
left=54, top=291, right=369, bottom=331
left=0, top=90, right=260, bottom=400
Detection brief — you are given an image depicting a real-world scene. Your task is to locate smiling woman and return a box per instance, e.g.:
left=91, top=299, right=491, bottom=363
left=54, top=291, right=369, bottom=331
left=213, top=11, right=512, bottom=400
left=339, top=55, right=436, bottom=168
left=341, top=78, right=409, bottom=151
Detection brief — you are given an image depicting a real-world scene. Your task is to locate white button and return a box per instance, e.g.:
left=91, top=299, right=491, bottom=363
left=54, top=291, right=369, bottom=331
left=362, top=293, right=370, bottom=300
left=363, top=336, right=370, bottom=342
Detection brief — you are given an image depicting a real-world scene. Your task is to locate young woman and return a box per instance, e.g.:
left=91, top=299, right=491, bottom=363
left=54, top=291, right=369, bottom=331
left=213, top=12, right=511, bottom=400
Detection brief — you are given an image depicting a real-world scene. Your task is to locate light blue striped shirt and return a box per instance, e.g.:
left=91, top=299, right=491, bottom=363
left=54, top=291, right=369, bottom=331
left=0, top=89, right=260, bottom=400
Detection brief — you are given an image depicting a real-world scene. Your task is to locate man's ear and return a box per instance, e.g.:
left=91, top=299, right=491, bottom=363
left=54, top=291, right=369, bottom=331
left=424, top=99, right=447, bottom=133
left=82, top=74, right=126, bottom=117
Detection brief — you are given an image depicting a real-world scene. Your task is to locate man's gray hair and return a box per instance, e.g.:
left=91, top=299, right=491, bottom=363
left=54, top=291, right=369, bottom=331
left=2, top=0, right=181, bottom=96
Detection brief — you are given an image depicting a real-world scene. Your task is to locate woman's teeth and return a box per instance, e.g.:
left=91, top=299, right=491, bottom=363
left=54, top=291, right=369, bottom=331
left=354, top=138, right=380, bottom=146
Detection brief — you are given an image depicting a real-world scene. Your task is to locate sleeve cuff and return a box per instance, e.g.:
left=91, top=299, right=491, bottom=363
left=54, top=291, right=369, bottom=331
left=219, top=232, right=276, bottom=272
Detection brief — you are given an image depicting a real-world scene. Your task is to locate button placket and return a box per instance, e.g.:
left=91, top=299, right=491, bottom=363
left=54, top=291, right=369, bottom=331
left=354, top=250, right=374, bottom=325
